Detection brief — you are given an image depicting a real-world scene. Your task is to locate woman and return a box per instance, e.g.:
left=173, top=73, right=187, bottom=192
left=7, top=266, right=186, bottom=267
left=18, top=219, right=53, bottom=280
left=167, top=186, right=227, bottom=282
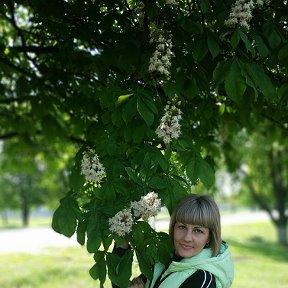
left=116, top=194, right=234, bottom=288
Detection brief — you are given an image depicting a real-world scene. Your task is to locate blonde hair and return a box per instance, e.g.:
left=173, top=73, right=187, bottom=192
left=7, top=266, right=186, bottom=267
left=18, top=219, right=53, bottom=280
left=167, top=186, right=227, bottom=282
left=169, top=194, right=221, bottom=256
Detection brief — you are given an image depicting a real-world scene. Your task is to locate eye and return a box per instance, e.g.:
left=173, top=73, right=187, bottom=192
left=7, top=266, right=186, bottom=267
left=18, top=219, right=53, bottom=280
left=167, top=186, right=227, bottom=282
left=176, top=223, right=187, bottom=230
left=193, top=228, right=204, bottom=234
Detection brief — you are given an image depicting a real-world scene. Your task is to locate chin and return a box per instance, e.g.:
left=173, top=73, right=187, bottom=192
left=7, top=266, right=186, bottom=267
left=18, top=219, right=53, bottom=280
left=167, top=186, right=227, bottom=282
left=176, top=248, right=195, bottom=258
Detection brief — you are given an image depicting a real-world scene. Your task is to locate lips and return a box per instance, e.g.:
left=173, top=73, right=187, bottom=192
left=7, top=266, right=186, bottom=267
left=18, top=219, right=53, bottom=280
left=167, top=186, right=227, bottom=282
left=179, top=243, right=193, bottom=250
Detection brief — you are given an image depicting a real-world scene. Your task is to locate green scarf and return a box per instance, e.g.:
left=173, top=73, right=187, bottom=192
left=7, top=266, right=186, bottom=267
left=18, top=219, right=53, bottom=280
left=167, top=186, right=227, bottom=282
left=146, top=242, right=234, bottom=288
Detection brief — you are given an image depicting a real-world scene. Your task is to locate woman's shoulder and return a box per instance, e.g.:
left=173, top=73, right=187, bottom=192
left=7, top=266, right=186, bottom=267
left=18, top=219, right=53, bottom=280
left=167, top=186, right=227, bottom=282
left=180, top=269, right=216, bottom=288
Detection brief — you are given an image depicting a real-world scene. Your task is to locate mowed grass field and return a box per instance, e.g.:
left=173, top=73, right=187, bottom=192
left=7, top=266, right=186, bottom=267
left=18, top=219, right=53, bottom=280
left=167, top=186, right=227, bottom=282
left=0, top=217, right=288, bottom=288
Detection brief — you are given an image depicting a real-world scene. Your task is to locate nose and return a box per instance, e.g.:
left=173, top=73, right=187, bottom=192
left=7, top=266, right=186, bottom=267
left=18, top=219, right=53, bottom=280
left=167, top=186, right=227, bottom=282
left=183, top=230, right=193, bottom=242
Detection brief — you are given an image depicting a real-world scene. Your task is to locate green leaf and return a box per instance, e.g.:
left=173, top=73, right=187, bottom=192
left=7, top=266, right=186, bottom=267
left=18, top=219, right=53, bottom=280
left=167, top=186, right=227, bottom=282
left=150, top=148, right=168, bottom=172
left=251, top=64, right=276, bottom=101
left=178, top=17, right=203, bottom=34
left=69, top=149, right=86, bottom=192
left=219, top=103, right=225, bottom=115
left=141, top=91, right=158, bottom=114
left=197, top=158, right=215, bottom=189
left=52, top=195, right=81, bottom=238
left=164, top=177, right=189, bottom=214
left=186, top=154, right=198, bottom=184
left=231, top=29, right=241, bottom=50
left=163, top=82, right=180, bottom=99
left=107, top=250, right=133, bottom=288
left=41, top=114, right=66, bottom=139
left=157, top=232, right=173, bottom=266
left=132, top=121, right=145, bottom=143
left=193, top=37, right=208, bottom=62
left=225, top=60, right=246, bottom=103
left=115, top=93, right=133, bottom=107
left=213, top=59, right=232, bottom=87
left=149, top=175, right=168, bottom=190
left=137, top=96, right=154, bottom=126
left=278, top=43, right=288, bottom=65
left=238, top=62, right=258, bottom=96
left=87, top=217, right=102, bottom=253
left=76, top=219, right=87, bottom=245
left=132, top=221, right=152, bottom=247
left=96, top=182, right=116, bottom=201
left=111, top=109, right=123, bottom=127
left=135, top=249, right=153, bottom=280
left=89, top=251, right=107, bottom=285
left=141, top=151, right=157, bottom=175
left=16, top=76, right=30, bottom=98
left=240, top=31, right=255, bottom=56
left=263, top=22, right=281, bottom=50
left=125, top=167, right=142, bottom=185
left=199, top=0, right=209, bottom=13
left=278, top=82, right=288, bottom=100
left=178, top=76, right=199, bottom=99
left=207, top=33, right=220, bottom=59
left=254, top=33, right=270, bottom=57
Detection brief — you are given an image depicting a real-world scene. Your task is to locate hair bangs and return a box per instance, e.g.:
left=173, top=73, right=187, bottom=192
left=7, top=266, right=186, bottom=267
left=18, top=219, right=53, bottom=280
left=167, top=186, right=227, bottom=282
left=175, top=201, right=213, bottom=228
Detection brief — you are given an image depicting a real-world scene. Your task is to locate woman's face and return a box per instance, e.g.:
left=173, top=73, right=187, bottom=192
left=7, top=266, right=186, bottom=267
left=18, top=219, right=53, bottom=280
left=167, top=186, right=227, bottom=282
left=173, top=222, right=210, bottom=258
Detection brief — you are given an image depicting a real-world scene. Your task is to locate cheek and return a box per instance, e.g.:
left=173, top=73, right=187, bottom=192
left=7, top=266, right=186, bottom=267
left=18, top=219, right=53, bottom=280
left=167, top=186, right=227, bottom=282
left=173, top=229, right=182, bottom=242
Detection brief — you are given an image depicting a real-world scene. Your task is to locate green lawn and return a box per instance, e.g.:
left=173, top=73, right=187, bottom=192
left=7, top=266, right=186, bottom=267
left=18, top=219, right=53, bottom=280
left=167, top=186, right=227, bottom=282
left=222, top=221, right=288, bottom=288
left=0, top=219, right=287, bottom=287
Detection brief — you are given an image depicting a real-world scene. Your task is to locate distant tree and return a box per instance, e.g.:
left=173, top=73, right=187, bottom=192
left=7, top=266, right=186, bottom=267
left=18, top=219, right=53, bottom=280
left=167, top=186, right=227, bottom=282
left=222, top=121, right=288, bottom=245
left=0, top=139, right=74, bottom=226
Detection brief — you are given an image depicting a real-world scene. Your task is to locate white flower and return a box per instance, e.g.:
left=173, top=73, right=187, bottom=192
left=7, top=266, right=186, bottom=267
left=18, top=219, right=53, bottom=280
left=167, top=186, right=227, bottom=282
left=148, top=26, right=174, bottom=77
left=131, top=192, right=162, bottom=221
left=224, top=0, right=254, bottom=29
left=225, top=0, right=270, bottom=30
left=156, top=100, right=182, bottom=145
left=81, top=148, right=106, bottom=184
left=108, top=209, right=133, bottom=237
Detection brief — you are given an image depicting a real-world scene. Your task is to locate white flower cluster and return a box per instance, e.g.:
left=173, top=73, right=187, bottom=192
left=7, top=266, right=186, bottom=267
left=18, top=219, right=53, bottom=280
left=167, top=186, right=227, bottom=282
left=108, top=209, right=134, bottom=237
left=131, top=192, right=162, bottom=221
left=225, top=0, right=269, bottom=30
left=148, top=26, right=174, bottom=77
left=108, top=192, right=162, bottom=237
left=81, top=148, right=106, bottom=184
left=156, top=100, right=182, bottom=145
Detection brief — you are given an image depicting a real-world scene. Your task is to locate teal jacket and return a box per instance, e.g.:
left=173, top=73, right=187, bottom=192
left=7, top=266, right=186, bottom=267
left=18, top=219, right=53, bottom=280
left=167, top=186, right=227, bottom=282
left=146, top=242, right=234, bottom=288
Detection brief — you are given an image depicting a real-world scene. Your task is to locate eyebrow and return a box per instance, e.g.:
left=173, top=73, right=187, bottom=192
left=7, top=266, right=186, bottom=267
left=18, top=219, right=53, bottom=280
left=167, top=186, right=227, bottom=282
left=194, top=225, right=205, bottom=229
left=178, top=222, right=205, bottom=229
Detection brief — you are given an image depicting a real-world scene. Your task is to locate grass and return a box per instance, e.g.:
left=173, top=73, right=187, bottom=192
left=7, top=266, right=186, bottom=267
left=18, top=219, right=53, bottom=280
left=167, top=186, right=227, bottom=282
left=0, top=218, right=288, bottom=287
left=0, top=247, right=98, bottom=288
left=222, top=221, right=288, bottom=288
left=0, top=216, right=52, bottom=229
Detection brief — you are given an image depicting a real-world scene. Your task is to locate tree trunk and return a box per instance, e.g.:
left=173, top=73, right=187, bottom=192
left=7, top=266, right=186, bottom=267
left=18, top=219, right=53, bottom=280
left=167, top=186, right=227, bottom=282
left=269, top=149, right=288, bottom=246
left=276, top=223, right=287, bottom=245
left=20, top=186, right=30, bottom=227
left=1, top=211, right=9, bottom=226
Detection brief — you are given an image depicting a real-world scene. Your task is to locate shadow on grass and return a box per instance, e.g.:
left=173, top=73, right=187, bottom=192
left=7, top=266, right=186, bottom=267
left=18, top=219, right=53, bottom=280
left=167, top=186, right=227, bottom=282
left=227, top=236, right=288, bottom=263
left=0, top=226, right=21, bottom=230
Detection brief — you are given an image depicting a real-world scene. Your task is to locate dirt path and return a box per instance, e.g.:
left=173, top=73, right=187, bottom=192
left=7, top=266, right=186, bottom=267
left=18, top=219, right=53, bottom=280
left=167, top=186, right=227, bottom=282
left=0, top=211, right=269, bottom=254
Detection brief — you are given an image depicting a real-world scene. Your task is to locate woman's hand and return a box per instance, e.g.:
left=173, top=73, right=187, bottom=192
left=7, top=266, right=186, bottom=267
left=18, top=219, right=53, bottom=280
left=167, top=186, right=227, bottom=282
left=115, top=239, right=129, bottom=249
left=128, top=276, right=145, bottom=288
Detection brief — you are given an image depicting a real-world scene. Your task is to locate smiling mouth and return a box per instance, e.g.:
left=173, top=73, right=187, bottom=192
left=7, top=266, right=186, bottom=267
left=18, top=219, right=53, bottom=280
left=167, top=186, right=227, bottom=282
left=180, top=244, right=193, bottom=249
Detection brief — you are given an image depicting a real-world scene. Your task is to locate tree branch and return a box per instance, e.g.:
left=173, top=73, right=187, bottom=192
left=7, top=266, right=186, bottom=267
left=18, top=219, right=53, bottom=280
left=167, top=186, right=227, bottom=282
left=9, top=45, right=59, bottom=54
left=0, top=131, right=19, bottom=140
left=0, top=56, right=31, bottom=76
